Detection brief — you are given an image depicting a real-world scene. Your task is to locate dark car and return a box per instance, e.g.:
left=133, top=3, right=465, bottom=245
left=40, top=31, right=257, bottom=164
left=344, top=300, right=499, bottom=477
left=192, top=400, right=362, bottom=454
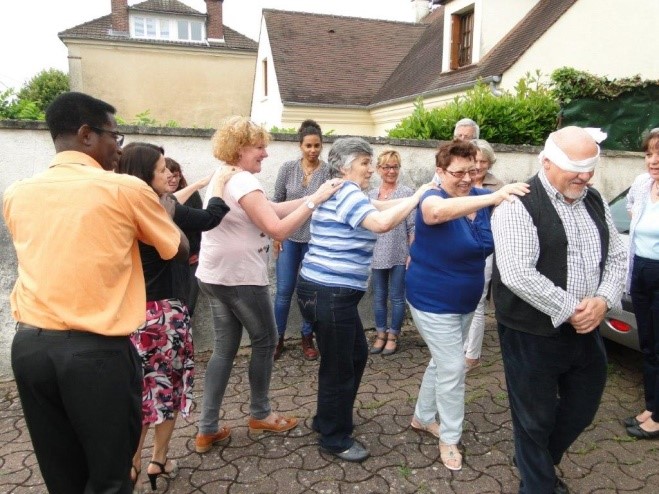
left=599, top=188, right=639, bottom=351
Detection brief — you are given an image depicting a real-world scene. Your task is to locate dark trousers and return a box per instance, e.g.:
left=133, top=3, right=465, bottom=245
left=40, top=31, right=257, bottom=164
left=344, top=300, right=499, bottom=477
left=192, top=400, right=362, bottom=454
left=631, top=255, right=659, bottom=422
left=296, top=276, right=368, bottom=452
left=498, top=323, right=607, bottom=494
left=11, top=325, right=142, bottom=494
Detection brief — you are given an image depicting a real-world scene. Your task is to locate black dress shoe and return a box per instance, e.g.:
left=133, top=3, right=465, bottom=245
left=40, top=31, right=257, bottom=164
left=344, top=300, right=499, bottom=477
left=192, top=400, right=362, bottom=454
left=622, top=416, right=641, bottom=428
left=320, top=440, right=370, bottom=462
left=626, top=424, right=659, bottom=439
left=554, top=478, right=570, bottom=494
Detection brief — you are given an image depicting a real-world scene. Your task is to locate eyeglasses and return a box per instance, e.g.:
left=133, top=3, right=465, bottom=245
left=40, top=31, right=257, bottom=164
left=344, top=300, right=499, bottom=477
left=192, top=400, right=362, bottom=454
left=378, top=165, right=401, bottom=172
left=89, top=126, right=125, bottom=146
left=444, top=169, right=479, bottom=179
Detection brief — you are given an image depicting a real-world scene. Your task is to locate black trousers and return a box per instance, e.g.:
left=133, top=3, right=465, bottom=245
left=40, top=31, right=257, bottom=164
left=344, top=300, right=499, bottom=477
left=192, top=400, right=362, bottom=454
left=11, top=325, right=142, bottom=494
left=498, top=323, right=607, bottom=494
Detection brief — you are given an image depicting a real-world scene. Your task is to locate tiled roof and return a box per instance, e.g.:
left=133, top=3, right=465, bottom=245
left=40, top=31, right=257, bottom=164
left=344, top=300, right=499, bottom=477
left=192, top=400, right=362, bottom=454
left=130, top=0, right=203, bottom=16
left=58, top=0, right=257, bottom=52
left=266, top=0, right=577, bottom=107
left=263, top=10, right=427, bottom=106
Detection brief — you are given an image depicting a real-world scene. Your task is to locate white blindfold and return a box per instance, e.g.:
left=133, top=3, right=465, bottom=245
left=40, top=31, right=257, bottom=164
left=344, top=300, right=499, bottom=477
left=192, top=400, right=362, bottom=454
left=538, top=128, right=607, bottom=173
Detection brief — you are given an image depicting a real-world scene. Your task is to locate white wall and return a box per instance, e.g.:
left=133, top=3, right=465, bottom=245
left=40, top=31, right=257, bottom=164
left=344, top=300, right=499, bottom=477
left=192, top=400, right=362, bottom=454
left=501, top=0, right=659, bottom=89
left=250, top=18, right=284, bottom=128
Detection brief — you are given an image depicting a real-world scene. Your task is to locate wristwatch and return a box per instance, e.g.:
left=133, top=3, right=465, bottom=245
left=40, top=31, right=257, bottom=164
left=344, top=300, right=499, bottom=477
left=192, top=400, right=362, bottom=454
left=306, top=200, right=315, bottom=210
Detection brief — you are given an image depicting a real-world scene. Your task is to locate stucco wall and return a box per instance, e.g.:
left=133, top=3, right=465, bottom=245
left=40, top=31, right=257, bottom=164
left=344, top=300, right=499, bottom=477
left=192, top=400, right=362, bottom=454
left=501, top=0, right=659, bottom=90
left=0, top=123, right=645, bottom=380
left=67, top=40, right=256, bottom=128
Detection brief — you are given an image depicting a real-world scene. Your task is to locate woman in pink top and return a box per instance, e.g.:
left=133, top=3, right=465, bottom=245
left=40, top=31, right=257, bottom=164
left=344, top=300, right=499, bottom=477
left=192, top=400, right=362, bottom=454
left=193, top=117, right=342, bottom=453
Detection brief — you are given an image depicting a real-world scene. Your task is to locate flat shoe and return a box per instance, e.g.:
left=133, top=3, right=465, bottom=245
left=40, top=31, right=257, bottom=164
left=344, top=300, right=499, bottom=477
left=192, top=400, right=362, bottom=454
left=626, top=424, right=659, bottom=439
left=439, top=443, right=462, bottom=471
left=320, top=440, right=370, bottom=462
left=410, top=417, right=440, bottom=438
left=195, top=426, right=231, bottom=453
left=248, top=414, right=298, bottom=434
left=622, top=416, right=641, bottom=428
left=369, top=334, right=386, bottom=354
left=381, top=336, right=398, bottom=356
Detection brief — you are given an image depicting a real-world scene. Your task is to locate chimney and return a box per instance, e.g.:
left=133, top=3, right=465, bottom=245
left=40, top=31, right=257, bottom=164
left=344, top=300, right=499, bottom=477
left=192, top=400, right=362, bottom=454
left=206, top=0, right=225, bottom=42
left=412, top=0, right=430, bottom=22
left=110, top=0, right=129, bottom=35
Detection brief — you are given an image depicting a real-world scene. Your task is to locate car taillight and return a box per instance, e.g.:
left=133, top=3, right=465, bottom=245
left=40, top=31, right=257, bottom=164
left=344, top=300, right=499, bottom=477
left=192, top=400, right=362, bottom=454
left=609, top=319, right=632, bottom=332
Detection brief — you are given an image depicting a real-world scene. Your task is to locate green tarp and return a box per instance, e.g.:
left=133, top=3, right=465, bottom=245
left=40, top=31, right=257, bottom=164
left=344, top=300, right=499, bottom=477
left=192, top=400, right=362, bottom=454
left=560, top=85, right=659, bottom=151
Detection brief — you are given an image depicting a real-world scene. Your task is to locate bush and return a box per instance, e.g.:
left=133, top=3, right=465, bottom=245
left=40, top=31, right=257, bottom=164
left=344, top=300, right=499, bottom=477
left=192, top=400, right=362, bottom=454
left=387, top=72, right=560, bottom=145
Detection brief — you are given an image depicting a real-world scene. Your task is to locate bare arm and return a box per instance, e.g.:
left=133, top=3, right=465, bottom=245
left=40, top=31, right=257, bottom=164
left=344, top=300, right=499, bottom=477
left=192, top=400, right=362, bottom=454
left=361, top=183, right=433, bottom=234
left=421, top=182, right=530, bottom=225
left=173, top=175, right=212, bottom=204
left=159, top=193, right=190, bottom=261
left=241, top=179, right=343, bottom=241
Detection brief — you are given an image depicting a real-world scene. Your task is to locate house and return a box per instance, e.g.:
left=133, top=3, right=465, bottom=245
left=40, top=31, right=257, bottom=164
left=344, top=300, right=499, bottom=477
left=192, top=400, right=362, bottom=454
left=252, top=0, right=659, bottom=137
left=59, top=0, right=257, bottom=128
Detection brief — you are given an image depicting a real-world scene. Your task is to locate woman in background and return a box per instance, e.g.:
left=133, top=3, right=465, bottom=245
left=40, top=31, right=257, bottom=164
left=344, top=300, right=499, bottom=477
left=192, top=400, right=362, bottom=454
left=462, top=139, right=504, bottom=373
left=117, top=143, right=231, bottom=492
left=368, top=148, right=414, bottom=356
left=272, top=119, right=330, bottom=360
left=165, top=157, right=211, bottom=317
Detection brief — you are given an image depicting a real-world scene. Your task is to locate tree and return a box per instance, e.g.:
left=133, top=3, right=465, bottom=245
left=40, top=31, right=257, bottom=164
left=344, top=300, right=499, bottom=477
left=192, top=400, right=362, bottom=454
left=17, top=68, right=69, bottom=113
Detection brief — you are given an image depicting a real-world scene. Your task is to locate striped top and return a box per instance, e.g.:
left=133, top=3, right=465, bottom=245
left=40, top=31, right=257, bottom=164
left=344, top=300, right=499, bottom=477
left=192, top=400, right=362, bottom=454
left=300, top=182, right=377, bottom=290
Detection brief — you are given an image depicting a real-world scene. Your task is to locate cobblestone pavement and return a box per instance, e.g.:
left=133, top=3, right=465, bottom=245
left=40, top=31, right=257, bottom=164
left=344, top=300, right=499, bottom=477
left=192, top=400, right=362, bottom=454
left=1, top=314, right=656, bottom=493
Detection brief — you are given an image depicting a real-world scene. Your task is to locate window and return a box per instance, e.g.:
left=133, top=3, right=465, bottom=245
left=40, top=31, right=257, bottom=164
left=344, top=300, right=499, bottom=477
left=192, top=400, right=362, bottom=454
left=131, top=15, right=204, bottom=42
left=450, top=10, right=474, bottom=69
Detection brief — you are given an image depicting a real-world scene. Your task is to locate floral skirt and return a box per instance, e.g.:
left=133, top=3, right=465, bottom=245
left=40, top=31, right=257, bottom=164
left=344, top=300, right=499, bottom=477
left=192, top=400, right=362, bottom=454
left=131, top=298, right=194, bottom=425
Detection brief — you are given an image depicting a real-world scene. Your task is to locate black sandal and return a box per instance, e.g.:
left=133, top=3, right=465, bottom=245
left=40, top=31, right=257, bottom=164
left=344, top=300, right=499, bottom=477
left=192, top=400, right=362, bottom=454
left=147, top=459, right=178, bottom=490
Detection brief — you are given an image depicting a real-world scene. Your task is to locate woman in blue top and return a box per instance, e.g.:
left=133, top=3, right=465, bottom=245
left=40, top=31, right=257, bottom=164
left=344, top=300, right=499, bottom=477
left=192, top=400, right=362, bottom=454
left=406, top=140, right=528, bottom=471
left=296, top=137, right=430, bottom=463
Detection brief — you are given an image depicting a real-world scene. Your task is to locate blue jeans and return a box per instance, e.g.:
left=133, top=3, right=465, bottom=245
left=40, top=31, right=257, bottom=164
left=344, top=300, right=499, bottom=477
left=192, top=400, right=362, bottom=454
left=498, top=323, right=607, bottom=494
left=197, top=282, right=277, bottom=434
left=275, top=240, right=313, bottom=337
left=296, top=276, right=368, bottom=452
left=630, top=255, right=659, bottom=422
left=372, top=264, right=406, bottom=335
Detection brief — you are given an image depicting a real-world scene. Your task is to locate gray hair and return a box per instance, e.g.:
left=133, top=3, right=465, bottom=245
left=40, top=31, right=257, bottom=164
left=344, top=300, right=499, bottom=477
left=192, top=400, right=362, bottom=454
left=453, top=118, right=480, bottom=139
left=472, top=138, right=496, bottom=165
left=327, top=137, right=373, bottom=178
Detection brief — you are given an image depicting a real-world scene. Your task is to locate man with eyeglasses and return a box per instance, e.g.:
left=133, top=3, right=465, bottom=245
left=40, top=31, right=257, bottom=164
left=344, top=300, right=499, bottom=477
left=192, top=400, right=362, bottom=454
left=3, top=91, right=189, bottom=493
left=491, top=126, right=626, bottom=494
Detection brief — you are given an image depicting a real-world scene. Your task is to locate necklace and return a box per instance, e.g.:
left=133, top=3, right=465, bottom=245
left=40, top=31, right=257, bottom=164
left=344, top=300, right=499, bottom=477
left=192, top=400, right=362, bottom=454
left=379, top=187, right=395, bottom=200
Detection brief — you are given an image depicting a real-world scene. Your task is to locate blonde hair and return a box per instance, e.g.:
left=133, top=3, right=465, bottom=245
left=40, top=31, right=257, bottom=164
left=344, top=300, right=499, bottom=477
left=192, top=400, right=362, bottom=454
left=211, top=116, right=271, bottom=165
left=376, top=148, right=402, bottom=168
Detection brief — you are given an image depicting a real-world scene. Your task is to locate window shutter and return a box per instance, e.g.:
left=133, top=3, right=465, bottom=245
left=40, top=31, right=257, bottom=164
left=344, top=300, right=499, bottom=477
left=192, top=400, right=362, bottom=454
left=450, top=14, right=461, bottom=70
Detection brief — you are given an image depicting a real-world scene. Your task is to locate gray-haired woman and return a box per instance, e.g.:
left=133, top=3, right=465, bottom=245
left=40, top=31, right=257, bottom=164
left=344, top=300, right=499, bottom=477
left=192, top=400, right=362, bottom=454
left=296, top=137, right=431, bottom=462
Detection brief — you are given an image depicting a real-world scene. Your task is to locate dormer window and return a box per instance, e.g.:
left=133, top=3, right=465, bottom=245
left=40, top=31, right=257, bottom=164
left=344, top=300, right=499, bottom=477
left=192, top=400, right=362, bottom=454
left=131, top=15, right=205, bottom=42
left=450, top=9, right=474, bottom=69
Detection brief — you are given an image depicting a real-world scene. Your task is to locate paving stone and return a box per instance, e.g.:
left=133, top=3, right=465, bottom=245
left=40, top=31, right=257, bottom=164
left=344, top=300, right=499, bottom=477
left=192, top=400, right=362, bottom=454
left=0, top=312, right=656, bottom=493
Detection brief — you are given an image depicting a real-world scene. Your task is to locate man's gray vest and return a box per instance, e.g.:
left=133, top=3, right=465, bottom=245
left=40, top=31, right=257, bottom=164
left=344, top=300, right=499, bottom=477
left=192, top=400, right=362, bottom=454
left=492, top=174, right=609, bottom=337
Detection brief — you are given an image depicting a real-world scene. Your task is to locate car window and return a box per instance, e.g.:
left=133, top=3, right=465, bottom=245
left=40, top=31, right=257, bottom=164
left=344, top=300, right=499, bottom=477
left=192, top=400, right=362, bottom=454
left=609, top=188, right=630, bottom=234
